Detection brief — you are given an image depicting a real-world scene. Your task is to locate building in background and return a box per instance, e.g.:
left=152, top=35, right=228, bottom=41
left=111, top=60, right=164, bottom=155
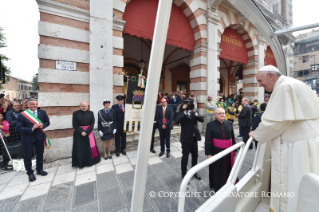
left=35, top=0, right=294, bottom=160
left=293, top=29, right=319, bottom=92
left=1, top=76, right=35, bottom=100
left=18, top=79, right=34, bottom=99
left=1, top=76, right=19, bottom=99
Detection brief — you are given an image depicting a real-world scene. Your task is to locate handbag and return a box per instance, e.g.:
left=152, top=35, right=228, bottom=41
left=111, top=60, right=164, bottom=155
left=98, top=110, right=113, bottom=133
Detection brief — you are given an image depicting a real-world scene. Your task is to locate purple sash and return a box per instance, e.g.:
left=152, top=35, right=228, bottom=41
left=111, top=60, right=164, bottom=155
left=212, top=138, right=234, bottom=167
left=80, top=125, right=98, bottom=159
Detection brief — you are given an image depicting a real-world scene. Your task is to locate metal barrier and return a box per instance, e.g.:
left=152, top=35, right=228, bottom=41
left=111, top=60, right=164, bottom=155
left=178, top=137, right=254, bottom=212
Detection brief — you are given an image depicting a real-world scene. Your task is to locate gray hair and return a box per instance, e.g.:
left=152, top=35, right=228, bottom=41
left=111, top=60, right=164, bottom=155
left=27, top=98, right=38, bottom=104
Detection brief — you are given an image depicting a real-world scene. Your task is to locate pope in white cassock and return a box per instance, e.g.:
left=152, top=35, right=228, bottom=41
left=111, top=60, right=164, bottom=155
left=250, top=65, right=319, bottom=212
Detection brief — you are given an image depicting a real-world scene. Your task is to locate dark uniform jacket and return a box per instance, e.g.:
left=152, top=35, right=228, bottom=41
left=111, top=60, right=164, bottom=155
left=175, top=110, right=204, bottom=143
left=112, top=104, right=125, bottom=130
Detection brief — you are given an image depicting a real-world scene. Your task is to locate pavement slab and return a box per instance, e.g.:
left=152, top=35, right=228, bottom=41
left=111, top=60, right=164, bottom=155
left=0, top=182, right=28, bottom=200
left=43, top=182, right=73, bottom=210
left=20, top=182, right=51, bottom=201
left=13, top=195, right=45, bottom=212
left=115, top=163, right=133, bottom=174
left=96, top=162, right=115, bottom=174
left=99, top=187, right=125, bottom=212
left=75, top=170, right=96, bottom=186
left=0, top=196, right=21, bottom=212
left=0, top=132, right=256, bottom=212
left=96, top=171, right=119, bottom=193
left=52, top=171, right=76, bottom=186
left=73, top=182, right=96, bottom=207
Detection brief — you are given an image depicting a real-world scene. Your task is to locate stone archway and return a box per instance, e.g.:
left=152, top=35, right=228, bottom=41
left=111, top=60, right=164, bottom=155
left=216, top=5, right=259, bottom=99
left=113, top=0, right=209, bottom=114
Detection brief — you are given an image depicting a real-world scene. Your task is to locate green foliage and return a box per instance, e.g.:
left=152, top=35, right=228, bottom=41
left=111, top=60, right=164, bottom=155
left=0, top=27, right=11, bottom=88
left=32, top=74, right=39, bottom=90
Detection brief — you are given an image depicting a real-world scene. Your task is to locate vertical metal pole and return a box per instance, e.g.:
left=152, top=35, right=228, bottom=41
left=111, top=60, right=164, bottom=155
left=130, top=1, right=173, bottom=212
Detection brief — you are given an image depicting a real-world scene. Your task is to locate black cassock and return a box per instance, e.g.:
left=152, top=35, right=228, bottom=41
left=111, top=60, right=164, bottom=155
left=72, top=110, right=100, bottom=168
left=205, top=119, right=236, bottom=191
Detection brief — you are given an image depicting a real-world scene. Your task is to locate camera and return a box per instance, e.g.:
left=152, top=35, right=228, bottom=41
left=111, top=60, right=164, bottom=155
left=176, top=99, right=195, bottom=112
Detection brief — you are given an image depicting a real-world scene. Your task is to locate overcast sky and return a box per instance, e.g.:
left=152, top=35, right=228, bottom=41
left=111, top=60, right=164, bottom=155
left=0, top=0, right=318, bottom=81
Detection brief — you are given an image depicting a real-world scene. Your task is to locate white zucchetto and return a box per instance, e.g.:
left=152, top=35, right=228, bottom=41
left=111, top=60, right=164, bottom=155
left=259, top=65, right=280, bottom=73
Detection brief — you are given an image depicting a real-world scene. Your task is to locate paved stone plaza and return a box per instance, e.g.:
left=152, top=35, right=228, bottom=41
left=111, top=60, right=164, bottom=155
left=0, top=127, right=256, bottom=212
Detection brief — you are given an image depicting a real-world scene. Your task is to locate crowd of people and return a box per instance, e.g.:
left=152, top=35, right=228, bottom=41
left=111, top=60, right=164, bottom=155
left=0, top=97, right=30, bottom=163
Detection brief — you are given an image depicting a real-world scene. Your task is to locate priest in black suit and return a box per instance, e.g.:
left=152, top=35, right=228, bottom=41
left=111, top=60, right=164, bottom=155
left=175, top=102, right=204, bottom=180
left=16, top=98, right=50, bottom=182
left=112, top=95, right=126, bottom=157
left=156, top=98, right=173, bottom=158
left=237, top=98, right=253, bottom=149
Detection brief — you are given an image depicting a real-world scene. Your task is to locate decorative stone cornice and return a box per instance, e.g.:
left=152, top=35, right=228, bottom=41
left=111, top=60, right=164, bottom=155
left=36, top=0, right=90, bottom=23
left=220, top=0, right=240, bottom=14
left=113, top=17, right=126, bottom=31
left=206, top=8, right=220, bottom=25
left=194, top=44, right=208, bottom=54
left=258, top=34, right=267, bottom=45
left=237, top=13, right=247, bottom=26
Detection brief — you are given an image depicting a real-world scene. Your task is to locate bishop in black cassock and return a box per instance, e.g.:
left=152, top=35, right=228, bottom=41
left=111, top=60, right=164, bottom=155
left=72, top=102, right=100, bottom=168
left=205, top=108, right=236, bottom=191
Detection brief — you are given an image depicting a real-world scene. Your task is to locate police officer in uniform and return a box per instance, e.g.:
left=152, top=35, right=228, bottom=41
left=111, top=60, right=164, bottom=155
left=112, top=95, right=126, bottom=157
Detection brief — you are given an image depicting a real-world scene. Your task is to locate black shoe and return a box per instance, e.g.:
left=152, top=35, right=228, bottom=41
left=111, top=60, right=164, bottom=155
left=166, top=152, right=170, bottom=158
left=150, top=149, right=156, bottom=153
left=159, top=152, right=164, bottom=157
left=193, top=173, right=201, bottom=180
left=108, top=155, right=112, bottom=159
left=28, top=174, right=36, bottom=182
left=104, top=156, right=108, bottom=160
left=37, top=170, right=48, bottom=176
left=116, top=152, right=120, bottom=157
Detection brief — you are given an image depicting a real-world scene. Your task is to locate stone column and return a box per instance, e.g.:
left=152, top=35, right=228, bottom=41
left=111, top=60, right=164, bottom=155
left=206, top=8, right=221, bottom=102
left=257, top=35, right=266, bottom=102
left=89, top=0, right=113, bottom=114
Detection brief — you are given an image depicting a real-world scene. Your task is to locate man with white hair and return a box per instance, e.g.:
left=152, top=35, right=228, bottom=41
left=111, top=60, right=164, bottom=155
left=205, top=108, right=237, bottom=191
left=250, top=65, right=319, bottom=212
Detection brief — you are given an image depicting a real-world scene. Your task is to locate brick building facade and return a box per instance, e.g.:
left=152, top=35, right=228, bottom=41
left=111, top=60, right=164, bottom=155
left=35, top=0, right=294, bottom=160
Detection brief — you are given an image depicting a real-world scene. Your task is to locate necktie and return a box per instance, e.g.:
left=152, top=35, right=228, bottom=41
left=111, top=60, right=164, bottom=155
left=163, top=107, right=166, bottom=116
left=120, top=105, right=124, bottom=112
left=33, top=111, right=36, bottom=117
left=106, top=110, right=109, bottom=115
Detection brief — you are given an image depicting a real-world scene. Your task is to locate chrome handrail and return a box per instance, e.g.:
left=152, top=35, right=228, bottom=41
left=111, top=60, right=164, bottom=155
left=178, top=141, right=246, bottom=212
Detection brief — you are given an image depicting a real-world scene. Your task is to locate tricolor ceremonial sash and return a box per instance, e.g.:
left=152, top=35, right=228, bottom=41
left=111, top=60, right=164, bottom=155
left=21, top=110, right=51, bottom=149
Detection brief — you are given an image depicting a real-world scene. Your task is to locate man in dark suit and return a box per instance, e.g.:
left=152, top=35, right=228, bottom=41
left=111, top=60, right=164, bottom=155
left=16, top=98, right=50, bottom=182
left=237, top=98, right=253, bottom=149
left=175, top=102, right=203, bottom=180
left=6, top=101, right=23, bottom=141
left=112, top=95, right=126, bottom=157
left=156, top=98, right=173, bottom=158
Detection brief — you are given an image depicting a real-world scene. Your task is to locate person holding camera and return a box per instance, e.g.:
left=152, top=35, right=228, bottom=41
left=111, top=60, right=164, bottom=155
left=175, top=101, right=203, bottom=181
left=156, top=98, right=173, bottom=158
